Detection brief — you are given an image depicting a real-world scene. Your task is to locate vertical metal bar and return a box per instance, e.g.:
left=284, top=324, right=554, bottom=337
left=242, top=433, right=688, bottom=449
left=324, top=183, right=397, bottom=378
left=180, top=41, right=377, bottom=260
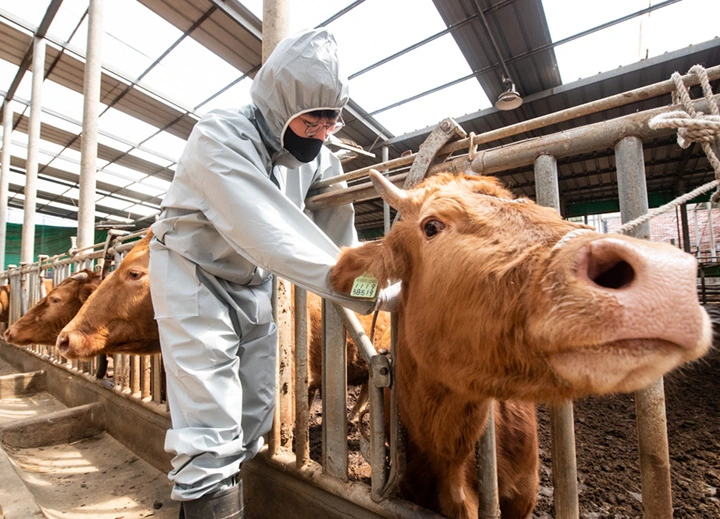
left=131, top=355, right=140, bottom=397
left=77, top=0, right=103, bottom=251
left=382, top=146, right=391, bottom=234
left=152, top=353, right=163, bottom=404
left=708, top=203, right=716, bottom=259
left=277, top=278, right=294, bottom=453
left=322, top=298, right=348, bottom=479
left=0, top=102, right=12, bottom=270
left=477, top=403, right=500, bottom=519
left=615, top=135, right=673, bottom=519
left=141, top=355, right=151, bottom=400
left=294, top=287, right=310, bottom=467
left=369, top=354, right=389, bottom=500
left=268, top=277, right=281, bottom=456
left=534, top=153, right=579, bottom=519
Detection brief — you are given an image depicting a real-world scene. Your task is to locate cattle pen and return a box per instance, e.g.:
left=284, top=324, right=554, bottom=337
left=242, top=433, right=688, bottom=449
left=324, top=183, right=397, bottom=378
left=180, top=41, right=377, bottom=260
left=1, top=61, right=719, bottom=519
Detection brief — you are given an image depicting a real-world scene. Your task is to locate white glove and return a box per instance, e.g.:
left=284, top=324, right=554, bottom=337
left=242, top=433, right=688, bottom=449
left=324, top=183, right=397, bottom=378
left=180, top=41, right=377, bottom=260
left=374, top=282, right=402, bottom=312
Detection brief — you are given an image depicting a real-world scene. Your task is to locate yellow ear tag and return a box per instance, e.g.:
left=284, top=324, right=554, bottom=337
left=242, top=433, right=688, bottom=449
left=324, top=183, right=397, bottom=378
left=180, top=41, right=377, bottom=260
left=350, top=272, right=379, bottom=299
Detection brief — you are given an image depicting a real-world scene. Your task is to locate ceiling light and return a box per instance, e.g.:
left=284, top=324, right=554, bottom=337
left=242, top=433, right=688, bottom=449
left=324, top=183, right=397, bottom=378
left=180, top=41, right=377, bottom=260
left=494, top=75, right=523, bottom=111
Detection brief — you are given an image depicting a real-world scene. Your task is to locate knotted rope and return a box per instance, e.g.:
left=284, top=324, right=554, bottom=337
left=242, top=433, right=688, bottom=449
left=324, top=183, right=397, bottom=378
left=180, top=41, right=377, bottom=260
left=618, top=65, right=720, bottom=235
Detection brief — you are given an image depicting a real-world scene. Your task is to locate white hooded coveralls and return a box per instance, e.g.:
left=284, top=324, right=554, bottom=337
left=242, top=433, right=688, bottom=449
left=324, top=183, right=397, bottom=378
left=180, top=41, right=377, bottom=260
left=149, top=29, right=375, bottom=501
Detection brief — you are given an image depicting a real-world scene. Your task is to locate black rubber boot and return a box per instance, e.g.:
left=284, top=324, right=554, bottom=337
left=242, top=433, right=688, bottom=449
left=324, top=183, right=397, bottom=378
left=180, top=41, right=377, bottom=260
left=179, top=479, right=244, bottom=519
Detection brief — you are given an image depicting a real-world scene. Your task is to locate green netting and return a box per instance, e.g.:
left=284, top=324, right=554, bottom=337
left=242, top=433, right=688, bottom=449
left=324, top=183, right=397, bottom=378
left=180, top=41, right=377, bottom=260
left=3, top=223, right=108, bottom=269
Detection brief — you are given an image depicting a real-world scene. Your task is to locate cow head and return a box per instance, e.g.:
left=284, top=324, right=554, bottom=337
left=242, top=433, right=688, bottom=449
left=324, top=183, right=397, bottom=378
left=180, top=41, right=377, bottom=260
left=56, top=232, right=159, bottom=360
left=330, top=170, right=712, bottom=401
left=4, top=270, right=101, bottom=346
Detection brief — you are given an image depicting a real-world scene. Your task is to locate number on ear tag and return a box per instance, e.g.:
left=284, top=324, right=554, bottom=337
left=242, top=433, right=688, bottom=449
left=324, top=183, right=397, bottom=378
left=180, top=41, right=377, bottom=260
left=350, top=273, right=379, bottom=299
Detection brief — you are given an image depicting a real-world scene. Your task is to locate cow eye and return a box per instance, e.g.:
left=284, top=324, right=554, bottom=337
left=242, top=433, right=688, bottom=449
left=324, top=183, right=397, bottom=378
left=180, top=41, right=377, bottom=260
left=127, top=270, right=142, bottom=280
left=50, top=296, right=61, bottom=304
left=423, top=219, right=445, bottom=238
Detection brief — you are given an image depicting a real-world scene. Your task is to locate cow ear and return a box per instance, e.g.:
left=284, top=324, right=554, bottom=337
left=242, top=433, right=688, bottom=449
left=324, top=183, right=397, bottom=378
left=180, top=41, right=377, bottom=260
left=331, top=240, right=398, bottom=294
left=78, top=283, right=96, bottom=304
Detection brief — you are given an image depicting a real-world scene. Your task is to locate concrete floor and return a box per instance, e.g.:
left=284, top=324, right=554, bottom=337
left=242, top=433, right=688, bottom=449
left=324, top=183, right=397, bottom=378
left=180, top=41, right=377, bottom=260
left=0, top=356, right=179, bottom=519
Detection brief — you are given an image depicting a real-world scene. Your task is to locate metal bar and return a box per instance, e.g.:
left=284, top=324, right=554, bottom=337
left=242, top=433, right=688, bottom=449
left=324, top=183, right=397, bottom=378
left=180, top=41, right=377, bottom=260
left=322, top=297, right=348, bottom=479
left=534, top=154, right=580, bottom=518
left=276, top=278, right=294, bottom=454
left=477, top=403, right=500, bottom=519
left=369, top=353, right=391, bottom=501
left=334, top=304, right=377, bottom=364
left=616, top=135, right=673, bottom=518
left=294, top=287, right=310, bottom=467
left=0, top=102, right=12, bottom=269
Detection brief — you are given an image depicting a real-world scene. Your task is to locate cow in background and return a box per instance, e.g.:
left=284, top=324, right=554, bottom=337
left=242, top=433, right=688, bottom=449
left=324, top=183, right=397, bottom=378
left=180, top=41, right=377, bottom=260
left=0, top=285, right=10, bottom=325
left=4, top=269, right=101, bottom=347
left=56, top=230, right=384, bottom=418
left=330, top=170, right=712, bottom=519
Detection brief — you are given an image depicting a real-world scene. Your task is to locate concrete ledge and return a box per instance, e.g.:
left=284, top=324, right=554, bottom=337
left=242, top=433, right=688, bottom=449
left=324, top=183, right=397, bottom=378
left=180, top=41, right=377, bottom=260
left=0, top=447, right=44, bottom=519
left=0, top=402, right=105, bottom=448
left=0, top=370, right=46, bottom=398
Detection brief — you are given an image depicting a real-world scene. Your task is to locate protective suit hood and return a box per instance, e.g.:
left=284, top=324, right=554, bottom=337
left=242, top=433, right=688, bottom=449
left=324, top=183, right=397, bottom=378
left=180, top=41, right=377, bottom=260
left=250, top=28, right=349, bottom=154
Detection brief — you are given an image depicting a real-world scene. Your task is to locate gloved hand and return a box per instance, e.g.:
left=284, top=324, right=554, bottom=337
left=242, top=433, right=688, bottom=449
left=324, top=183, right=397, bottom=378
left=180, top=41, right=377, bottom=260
left=374, top=282, right=402, bottom=312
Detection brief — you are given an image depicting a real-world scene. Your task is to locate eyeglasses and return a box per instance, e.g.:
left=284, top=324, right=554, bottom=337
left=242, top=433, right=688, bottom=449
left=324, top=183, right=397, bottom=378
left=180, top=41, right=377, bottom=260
left=298, top=115, right=345, bottom=137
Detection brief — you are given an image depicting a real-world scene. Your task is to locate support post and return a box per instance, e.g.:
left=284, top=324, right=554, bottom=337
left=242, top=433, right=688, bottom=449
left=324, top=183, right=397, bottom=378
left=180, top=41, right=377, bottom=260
left=77, top=0, right=104, bottom=250
left=261, top=0, right=290, bottom=62
left=534, top=154, right=579, bottom=519
left=21, top=36, right=46, bottom=266
left=615, top=135, right=673, bottom=519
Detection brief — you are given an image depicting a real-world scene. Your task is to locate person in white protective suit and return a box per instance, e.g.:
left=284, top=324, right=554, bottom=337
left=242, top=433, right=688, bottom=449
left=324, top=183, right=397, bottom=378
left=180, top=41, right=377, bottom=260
left=149, top=28, right=400, bottom=519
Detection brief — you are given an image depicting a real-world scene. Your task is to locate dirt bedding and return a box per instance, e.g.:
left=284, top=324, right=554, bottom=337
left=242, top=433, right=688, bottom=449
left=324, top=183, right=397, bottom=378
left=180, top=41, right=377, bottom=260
left=310, top=332, right=720, bottom=518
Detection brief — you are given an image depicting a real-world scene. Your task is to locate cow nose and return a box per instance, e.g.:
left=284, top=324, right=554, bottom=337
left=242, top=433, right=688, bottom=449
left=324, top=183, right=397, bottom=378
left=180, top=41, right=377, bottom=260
left=56, top=331, right=70, bottom=355
left=4, top=328, right=13, bottom=342
left=575, top=236, right=706, bottom=349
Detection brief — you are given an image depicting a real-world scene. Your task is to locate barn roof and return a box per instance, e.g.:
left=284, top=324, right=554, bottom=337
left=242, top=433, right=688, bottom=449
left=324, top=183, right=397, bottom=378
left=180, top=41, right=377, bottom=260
left=0, top=0, right=718, bottom=235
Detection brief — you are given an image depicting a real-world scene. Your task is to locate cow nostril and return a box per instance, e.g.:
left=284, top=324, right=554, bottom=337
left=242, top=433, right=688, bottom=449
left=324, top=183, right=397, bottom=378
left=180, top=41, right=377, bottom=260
left=589, top=258, right=635, bottom=289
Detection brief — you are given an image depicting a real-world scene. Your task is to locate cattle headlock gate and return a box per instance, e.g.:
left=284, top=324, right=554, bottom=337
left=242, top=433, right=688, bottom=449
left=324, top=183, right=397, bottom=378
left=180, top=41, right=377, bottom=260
left=0, top=66, right=718, bottom=519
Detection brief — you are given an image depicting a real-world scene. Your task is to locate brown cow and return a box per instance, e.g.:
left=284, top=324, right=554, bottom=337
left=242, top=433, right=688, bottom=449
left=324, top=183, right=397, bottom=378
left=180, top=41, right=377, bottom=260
left=329, top=170, right=712, bottom=519
left=56, top=230, right=386, bottom=415
left=4, top=269, right=101, bottom=347
left=0, top=285, right=10, bottom=324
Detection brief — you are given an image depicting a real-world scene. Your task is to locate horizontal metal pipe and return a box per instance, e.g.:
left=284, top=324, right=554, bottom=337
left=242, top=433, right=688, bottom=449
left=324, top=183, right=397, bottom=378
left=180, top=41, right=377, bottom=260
left=306, top=93, right=720, bottom=211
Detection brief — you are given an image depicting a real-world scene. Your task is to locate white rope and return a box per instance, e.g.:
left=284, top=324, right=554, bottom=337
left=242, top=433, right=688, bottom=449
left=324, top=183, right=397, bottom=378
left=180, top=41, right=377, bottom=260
left=619, top=65, right=720, bottom=234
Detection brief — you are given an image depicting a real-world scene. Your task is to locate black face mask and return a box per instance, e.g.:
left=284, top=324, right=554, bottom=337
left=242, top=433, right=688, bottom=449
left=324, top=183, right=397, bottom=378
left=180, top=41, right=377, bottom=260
left=283, top=126, right=324, bottom=163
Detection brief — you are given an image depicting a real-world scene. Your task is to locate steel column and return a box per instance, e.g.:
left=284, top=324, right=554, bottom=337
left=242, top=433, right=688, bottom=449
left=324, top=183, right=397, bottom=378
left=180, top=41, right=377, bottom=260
left=0, top=102, right=11, bottom=269
left=615, top=135, right=673, bottom=518
left=294, top=287, right=310, bottom=467
left=21, top=36, right=46, bottom=265
left=261, top=0, right=290, bottom=62
left=77, top=0, right=104, bottom=250
left=534, top=154, right=579, bottom=519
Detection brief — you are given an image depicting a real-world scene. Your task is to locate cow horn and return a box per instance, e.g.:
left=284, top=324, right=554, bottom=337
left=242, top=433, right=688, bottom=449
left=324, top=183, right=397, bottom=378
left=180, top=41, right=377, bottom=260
left=70, top=271, right=89, bottom=281
left=368, top=169, right=408, bottom=209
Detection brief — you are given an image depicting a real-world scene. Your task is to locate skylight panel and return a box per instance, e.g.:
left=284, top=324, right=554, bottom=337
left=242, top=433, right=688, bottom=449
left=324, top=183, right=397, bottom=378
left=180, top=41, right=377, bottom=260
left=48, top=156, right=81, bottom=176
left=63, top=187, right=81, bottom=200
left=639, top=0, right=718, bottom=59
left=36, top=178, right=70, bottom=196
left=195, top=79, right=253, bottom=115
left=0, top=60, right=19, bottom=96
left=142, top=131, right=187, bottom=162
left=98, top=107, right=159, bottom=144
left=59, top=148, right=82, bottom=163
left=104, top=214, right=134, bottom=224
left=138, top=176, right=172, bottom=191
left=96, top=196, right=134, bottom=211
left=96, top=133, right=133, bottom=153
left=40, top=111, right=83, bottom=135
left=0, top=1, right=51, bottom=28
left=102, top=163, right=146, bottom=182
left=8, top=172, right=27, bottom=187
left=127, top=148, right=173, bottom=168
left=349, top=33, right=482, bottom=134
left=47, top=0, right=88, bottom=43
left=125, top=182, right=165, bottom=198
left=41, top=80, right=100, bottom=123
left=126, top=204, right=160, bottom=217
left=46, top=201, right=79, bottom=213
left=96, top=171, right=132, bottom=188
left=327, top=0, right=447, bottom=75
left=374, top=78, right=491, bottom=136
left=140, top=36, right=241, bottom=110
